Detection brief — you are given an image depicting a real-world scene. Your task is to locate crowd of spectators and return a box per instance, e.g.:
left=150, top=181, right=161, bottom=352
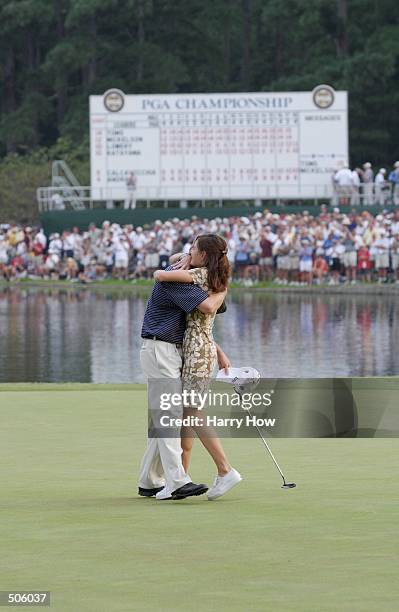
left=1, top=205, right=399, bottom=286
left=332, top=160, right=399, bottom=206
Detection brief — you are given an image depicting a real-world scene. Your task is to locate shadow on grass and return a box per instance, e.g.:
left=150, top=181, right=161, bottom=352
left=85, top=495, right=238, bottom=507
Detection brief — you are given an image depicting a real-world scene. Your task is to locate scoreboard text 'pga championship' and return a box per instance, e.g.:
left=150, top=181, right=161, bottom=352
left=90, top=85, right=348, bottom=202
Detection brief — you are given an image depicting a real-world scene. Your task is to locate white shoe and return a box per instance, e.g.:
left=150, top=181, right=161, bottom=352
left=207, top=468, right=242, bottom=500
left=155, top=485, right=172, bottom=500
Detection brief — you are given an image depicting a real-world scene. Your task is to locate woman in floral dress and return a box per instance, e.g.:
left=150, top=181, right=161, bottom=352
left=154, top=233, right=242, bottom=500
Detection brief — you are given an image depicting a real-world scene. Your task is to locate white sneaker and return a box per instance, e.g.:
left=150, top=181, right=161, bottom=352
left=155, top=486, right=172, bottom=500
left=207, top=468, right=242, bottom=500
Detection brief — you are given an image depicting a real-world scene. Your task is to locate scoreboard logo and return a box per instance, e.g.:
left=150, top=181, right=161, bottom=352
left=103, top=89, right=125, bottom=112
left=312, top=85, right=335, bottom=109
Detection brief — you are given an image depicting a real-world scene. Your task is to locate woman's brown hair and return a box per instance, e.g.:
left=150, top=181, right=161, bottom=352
left=194, top=233, right=230, bottom=292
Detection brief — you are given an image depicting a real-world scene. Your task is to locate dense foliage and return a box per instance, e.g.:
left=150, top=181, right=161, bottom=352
left=0, top=0, right=398, bottom=220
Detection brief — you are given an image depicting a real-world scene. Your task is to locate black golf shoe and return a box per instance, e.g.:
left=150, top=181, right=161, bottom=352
left=171, top=482, right=208, bottom=500
left=138, top=486, right=165, bottom=497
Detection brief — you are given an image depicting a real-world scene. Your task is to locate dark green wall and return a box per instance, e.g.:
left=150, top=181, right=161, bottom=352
left=40, top=204, right=398, bottom=234
left=40, top=206, right=262, bottom=233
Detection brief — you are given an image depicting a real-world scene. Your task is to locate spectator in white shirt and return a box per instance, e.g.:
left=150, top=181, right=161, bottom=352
left=50, top=193, right=65, bottom=211
left=62, top=230, right=75, bottom=258
left=0, top=234, right=9, bottom=265
left=374, top=168, right=388, bottom=206
left=334, top=164, right=353, bottom=205
left=131, top=227, right=146, bottom=253
left=113, top=237, right=130, bottom=279
left=374, top=230, right=390, bottom=282
left=35, top=229, right=47, bottom=250
left=48, top=233, right=62, bottom=256
left=351, top=168, right=361, bottom=206
left=362, top=162, right=374, bottom=205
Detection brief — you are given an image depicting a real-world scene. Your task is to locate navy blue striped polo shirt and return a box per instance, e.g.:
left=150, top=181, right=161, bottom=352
left=141, top=267, right=208, bottom=343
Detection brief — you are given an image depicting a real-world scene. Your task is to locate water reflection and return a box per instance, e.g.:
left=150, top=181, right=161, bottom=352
left=219, top=292, right=399, bottom=378
left=0, top=287, right=398, bottom=382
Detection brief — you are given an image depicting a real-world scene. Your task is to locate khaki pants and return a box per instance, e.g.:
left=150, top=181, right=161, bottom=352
left=138, top=339, right=191, bottom=492
left=363, top=183, right=374, bottom=205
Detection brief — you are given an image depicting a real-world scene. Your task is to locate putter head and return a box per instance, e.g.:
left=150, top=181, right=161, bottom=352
left=216, top=366, right=261, bottom=395
left=282, top=483, right=296, bottom=489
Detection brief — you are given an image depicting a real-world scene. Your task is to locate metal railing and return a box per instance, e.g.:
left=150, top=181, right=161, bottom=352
left=37, top=184, right=336, bottom=212
left=37, top=183, right=399, bottom=212
left=49, top=161, right=86, bottom=211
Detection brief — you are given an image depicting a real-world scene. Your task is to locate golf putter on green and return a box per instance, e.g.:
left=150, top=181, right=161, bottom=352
left=216, top=367, right=296, bottom=490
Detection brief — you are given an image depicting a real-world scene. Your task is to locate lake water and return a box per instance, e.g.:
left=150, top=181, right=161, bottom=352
left=0, top=287, right=398, bottom=382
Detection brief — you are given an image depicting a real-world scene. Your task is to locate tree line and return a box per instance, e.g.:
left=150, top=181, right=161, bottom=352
left=0, top=0, right=398, bottom=220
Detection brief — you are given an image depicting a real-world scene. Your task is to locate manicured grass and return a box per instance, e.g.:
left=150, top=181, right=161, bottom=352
left=1, top=278, right=399, bottom=294
left=1, top=385, right=398, bottom=611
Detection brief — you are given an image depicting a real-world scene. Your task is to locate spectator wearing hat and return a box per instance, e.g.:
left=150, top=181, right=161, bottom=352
left=124, top=172, right=137, bottom=209
left=7, top=224, right=22, bottom=248
left=45, top=234, right=62, bottom=278
left=388, top=162, right=399, bottom=206
left=362, top=163, right=374, bottom=205
left=367, top=228, right=378, bottom=270
left=374, top=168, right=389, bottom=206
left=273, top=229, right=290, bottom=285
left=329, top=238, right=344, bottom=285
left=259, top=229, right=274, bottom=281
left=113, top=235, right=131, bottom=279
left=357, top=245, right=372, bottom=282
left=351, top=168, right=361, bottom=206
left=334, top=163, right=352, bottom=206
left=234, top=236, right=250, bottom=280
left=342, top=231, right=358, bottom=283
left=244, top=229, right=261, bottom=283
left=50, top=192, right=64, bottom=211
left=319, top=203, right=329, bottom=221
left=131, top=226, right=146, bottom=256
left=374, top=229, right=390, bottom=282
left=34, top=228, right=47, bottom=252
left=299, top=237, right=313, bottom=285
left=48, top=233, right=62, bottom=257
left=62, top=230, right=75, bottom=259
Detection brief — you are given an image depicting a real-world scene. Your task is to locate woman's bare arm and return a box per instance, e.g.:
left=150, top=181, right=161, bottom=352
left=154, top=269, right=193, bottom=283
left=197, top=289, right=227, bottom=314
left=215, top=343, right=231, bottom=373
left=209, top=290, right=227, bottom=310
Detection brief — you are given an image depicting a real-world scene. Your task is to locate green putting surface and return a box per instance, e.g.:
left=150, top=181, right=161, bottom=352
left=1, top=385, right=398, bottom=611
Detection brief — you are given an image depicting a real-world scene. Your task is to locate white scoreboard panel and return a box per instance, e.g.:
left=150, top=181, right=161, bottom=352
left=90, top=86, right=348, bottom=200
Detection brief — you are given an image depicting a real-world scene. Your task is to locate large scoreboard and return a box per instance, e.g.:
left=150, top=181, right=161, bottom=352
left=90, top=85, right=348, bottom=201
